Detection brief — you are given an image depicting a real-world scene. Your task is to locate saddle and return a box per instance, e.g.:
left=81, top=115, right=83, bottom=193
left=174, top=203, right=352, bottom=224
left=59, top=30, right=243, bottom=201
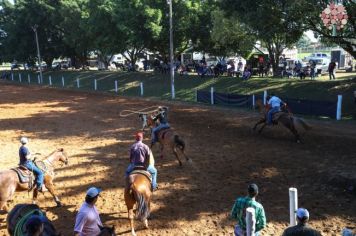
left=130, top=169, right=152, bottom=183
left=11, top=166, right=34, bottom=189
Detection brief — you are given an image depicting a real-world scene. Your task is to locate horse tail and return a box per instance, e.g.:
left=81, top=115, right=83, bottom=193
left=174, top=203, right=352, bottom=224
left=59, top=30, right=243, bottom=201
left=132, top=185, right=150, bottom=221
left=293, top=117, right=312, bottom=131
left=174, top=135, right=185, bottom=152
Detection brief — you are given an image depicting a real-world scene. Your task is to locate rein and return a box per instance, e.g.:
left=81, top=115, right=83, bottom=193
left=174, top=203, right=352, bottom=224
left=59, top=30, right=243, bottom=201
left=120, top=106, right=161, bottom=117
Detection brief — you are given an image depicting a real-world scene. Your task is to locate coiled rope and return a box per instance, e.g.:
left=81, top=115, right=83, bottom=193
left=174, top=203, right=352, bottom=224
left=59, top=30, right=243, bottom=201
left=119, top=106, right=160, bottom=117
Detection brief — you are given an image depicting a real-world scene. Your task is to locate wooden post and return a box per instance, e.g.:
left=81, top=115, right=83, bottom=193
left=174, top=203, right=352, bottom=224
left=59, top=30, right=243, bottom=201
left=115, top=80, right=118, bottom=93
left=210, top=87, right=214, bottom=105
left=289, top=188, right=298, bottom=226
left=336, top=95, right=342, bottom=120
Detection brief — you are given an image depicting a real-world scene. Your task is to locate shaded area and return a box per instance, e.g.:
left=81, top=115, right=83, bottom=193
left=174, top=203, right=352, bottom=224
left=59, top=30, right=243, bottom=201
left=0, top=83, right=354, bottom=235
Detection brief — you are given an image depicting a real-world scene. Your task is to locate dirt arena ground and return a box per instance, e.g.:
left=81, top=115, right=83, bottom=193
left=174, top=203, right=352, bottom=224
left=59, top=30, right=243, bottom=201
left=0, top=82, right=355, bottom=236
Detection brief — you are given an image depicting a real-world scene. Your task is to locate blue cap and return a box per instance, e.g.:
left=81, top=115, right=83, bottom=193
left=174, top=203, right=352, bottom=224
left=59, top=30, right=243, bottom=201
left=296, top=208, right=310, bottom=219
left=86, top=187, right=102, bottom=198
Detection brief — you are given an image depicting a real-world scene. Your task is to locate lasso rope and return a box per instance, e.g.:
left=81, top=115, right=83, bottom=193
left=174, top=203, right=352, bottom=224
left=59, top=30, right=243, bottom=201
left=119, top=106, right=160, bottom=117
left=14, top=209, right=44, bottom=236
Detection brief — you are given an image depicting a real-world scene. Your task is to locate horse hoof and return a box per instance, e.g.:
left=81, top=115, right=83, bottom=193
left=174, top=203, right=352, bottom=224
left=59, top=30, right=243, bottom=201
left=56, top=202, right=62, bottom=207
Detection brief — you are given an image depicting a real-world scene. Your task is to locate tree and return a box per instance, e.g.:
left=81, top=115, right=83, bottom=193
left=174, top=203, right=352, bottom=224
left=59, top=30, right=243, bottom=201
left=221, top=0, right=305, bottom=75
left=296, top=35, right=313, bottom=49
left=299, top=0, right=355, bottom=58
left=0, top=0, right=65, bottom=66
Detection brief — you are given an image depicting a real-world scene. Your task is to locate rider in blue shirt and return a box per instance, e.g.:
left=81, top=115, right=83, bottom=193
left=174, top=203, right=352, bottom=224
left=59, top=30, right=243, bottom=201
left=151, top=106, right=170, bottom=147
left=267, top=94, right=286, bottom=125
left=19, top=137, right=44, bottom=192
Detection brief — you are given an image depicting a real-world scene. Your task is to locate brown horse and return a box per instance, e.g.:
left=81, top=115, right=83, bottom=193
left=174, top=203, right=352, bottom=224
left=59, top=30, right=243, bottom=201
left=0, top=148, right=69, bottom=212
left=7, top=203, right=59, bottom=236
left=125, top=172, right=152, bottom=236
left=98, top=225, right=116, bottom=236
left=253, top=99, right=311, bottom=142
left=139, top=114, right=190, bottom=166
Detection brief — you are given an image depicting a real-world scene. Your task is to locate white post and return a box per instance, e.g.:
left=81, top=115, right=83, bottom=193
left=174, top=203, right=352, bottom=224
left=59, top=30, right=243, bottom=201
left=289, top=187, right=298, bottom=226
left=11, top=73, right=14, bottom=81
left=94, top=79, right=97, bottom=91
left=27, top=74, right=31, bottom=84
left=252, top=94, right=256, bottom=108
left=19, top=73, right=22, bottom=82
left=210, top=87, right=214, bottom=105
left=115, top=80, right=118, bottom=93
left=37, top=75, right=40, bottom=84
left=336, top=95, right=342, bottom=120
left=62, top=76, right=65, bottom=87
left=246, top=207, right=256, bottom=236
left=263, top=90, right=267, bottom=105
left=49, top=76, right=52, bottom=86
left=140, top=82, right=143, bottom=96
left=76, top=78, right=80, bottom=88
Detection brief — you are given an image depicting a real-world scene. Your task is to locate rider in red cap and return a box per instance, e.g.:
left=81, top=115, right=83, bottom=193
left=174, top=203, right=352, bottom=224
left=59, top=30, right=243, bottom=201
left=125, top=132, right=158, bottom=191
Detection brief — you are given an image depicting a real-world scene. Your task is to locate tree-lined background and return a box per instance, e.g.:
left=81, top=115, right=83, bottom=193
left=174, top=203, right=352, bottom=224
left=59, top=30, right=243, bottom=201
left=0, top=0, right=354, bottom=72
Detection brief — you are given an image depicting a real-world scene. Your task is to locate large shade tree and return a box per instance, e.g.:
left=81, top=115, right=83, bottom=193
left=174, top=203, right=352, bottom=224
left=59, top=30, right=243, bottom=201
left=221, top=0, right=305, bottom=75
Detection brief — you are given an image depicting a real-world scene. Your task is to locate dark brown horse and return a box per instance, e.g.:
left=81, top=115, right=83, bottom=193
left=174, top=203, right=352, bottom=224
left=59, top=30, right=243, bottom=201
left=7, top=204, right=59, bottom=236
left=0, top=148, right=69, bottom=212
left=125, top=172, right=151, bottom=236
left=253, top=100, right=311, bottom=142
left=139, top=114, right=190, bottom=166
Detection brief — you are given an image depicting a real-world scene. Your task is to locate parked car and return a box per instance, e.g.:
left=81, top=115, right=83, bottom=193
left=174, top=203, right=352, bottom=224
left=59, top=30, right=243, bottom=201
left=304, top=52, right=329, bottom=62
left=52, top=62, right=61, bottom=70
left=309, top=58, right=330, bottom=75
left=11, top=62, right=20, bottom=70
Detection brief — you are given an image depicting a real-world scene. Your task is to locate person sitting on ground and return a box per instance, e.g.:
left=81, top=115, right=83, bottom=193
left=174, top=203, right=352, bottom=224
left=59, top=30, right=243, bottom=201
left=151, top=106, right=170, bottom=147
left=126, top=132, right=158, bottom=191
left=19, top=137, right=44, bottom=192
left=74, top=187, right=103, bottom=236
left=25, top=215, right=46, bottom=236
left=282, top=208, right=322, bottom=236
left=267, top=94, right=286, bottom=125
left=231, top=183, right=266, bottom=236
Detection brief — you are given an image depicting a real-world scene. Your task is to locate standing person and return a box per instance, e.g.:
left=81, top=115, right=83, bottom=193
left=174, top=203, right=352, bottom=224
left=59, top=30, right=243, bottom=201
left=328, top=61, right=337, bottom=80
left=282, top=208, right=322, bottom=236
left=126, top=132, right=158, bottom=191
left=310, top=61, right=316, bottom=80
left=19, top=137, right=44, bottom=192
left=74, top=187, right=103, bottom=236
left=267, top=94, right=286, bottom=125
left=231, top=184, right=266, bottom=236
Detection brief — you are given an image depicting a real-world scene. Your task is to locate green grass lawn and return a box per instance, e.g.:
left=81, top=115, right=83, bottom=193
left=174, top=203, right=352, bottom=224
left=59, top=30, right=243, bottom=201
left=4, top=69, right=356, bottom=119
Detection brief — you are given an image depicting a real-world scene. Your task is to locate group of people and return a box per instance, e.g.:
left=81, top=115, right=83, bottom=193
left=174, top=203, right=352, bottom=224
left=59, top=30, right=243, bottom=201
left=231, top=183, right=322, bottom=236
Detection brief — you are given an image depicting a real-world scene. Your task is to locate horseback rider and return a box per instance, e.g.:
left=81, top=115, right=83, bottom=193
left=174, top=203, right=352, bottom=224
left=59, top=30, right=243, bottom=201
left=125, top=132, right=158, bottom=191
left=267, top=94, right=286, bottom=125
left=19, top=137, right=44, bottom=192
left=151, top=106, right=170, bottom=147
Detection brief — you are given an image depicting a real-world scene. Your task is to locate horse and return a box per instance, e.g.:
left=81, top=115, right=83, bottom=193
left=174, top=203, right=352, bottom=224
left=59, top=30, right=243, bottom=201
left=98, top=225, right=116, bottom=236
left=125, top=172, right=152, bottom=236
left=0, top=148, right=69, bottom=212
left=253, top=99, right=311, bottom=143
left=139, top=113, right=190, bottom=166
left=6, top=203, right=59, bottom=236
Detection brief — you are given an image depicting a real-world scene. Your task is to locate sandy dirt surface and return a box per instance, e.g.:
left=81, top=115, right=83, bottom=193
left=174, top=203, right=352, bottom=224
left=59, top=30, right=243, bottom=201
left=0, top=82, right=355, bottom=236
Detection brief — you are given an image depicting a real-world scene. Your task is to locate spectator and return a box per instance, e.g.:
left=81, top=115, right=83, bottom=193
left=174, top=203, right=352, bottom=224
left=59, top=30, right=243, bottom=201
left=74, top=187, right=103, bottom=236
left=231, top=183, right=266, bottom=236
left=328, top=61, right=337, bottom=80
left=310, top=61, right=316, bottom=80
left=282, top=208, right=322, bottom=236
left=242, top=67, right=252, bottom=80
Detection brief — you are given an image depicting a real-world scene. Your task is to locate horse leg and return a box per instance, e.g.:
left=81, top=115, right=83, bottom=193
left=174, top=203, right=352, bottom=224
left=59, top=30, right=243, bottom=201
left=159, top=144, right=164, bottom=159
left=258, top=123, right=267, bottom=134
left=253, top=119, right=265, bottom=131
left=0, top=201, right=9, bottom=212
left=173, top=147, right=182, bottom=167
left=283, top=118, right=301, bottom=143
left=44, top=177, right=61, bottom=207
left=125, top=190, right=136, bottom=236
left=32, top=188, right=38, bottom=205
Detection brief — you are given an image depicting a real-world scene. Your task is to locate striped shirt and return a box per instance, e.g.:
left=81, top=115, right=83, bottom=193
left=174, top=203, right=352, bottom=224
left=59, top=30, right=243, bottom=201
left=231, top=196, right=266, bottom=232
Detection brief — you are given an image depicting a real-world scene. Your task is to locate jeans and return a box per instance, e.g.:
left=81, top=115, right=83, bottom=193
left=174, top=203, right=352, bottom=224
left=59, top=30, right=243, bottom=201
left=329, top=71, right=335, bottom=80
left=151, top=123, right=170, bottom=143
left=267, top=107, right=280, bottom=125
left=125, top=163, right=157, bottom=189
left=24, top=161, right=44, bottom=188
